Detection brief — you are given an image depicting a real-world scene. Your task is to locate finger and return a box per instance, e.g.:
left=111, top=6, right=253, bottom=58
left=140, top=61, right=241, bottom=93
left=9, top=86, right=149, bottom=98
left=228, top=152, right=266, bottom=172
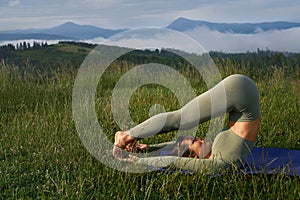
left=113, top=145, right=124, bottom=159
left=136, top=144, right=148, bottom=152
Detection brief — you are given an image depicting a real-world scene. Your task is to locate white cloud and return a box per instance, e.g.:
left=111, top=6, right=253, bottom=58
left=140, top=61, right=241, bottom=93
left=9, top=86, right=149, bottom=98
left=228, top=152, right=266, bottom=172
left=2, top=27, right=300, bottom=53
left=94, top=28, right=207, bottom=55
left=82, top=37, right=106, bottom=44
left=8, top=0, right=21, bottom=7
left=184, top=27, right=300, bottom=53
left=84, top=27, right=300, bottom=53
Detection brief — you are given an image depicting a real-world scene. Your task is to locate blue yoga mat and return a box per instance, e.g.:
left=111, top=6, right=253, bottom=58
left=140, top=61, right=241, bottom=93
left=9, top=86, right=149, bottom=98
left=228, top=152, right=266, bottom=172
left=157, top=147, right=300, bottom=176
left=240, top=147, right=300, bottom=176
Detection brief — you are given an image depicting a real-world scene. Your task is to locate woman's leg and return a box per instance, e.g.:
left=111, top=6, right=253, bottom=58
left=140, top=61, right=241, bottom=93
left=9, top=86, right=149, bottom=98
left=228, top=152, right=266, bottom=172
left=128, top=85, right=223, bottom=139
left=128, top=74, right=260, bottom=139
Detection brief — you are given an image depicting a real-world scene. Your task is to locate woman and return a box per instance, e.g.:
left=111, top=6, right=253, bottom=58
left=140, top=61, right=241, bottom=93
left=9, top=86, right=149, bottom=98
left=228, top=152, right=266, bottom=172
left=113, top=74, right=260, bottom=173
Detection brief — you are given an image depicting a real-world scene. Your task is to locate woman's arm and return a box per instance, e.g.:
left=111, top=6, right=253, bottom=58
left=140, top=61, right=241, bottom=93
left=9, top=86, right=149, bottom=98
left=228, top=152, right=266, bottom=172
left=172, top=157, right=225, bottom=173
left=135, top=156, right=226, bottom=173
left=148, top=141, right=176, bottom=151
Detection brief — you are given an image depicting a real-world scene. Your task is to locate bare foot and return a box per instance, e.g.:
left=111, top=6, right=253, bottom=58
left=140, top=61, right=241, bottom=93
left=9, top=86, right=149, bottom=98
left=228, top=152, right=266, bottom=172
left=113, top=131, right=136, bottom=159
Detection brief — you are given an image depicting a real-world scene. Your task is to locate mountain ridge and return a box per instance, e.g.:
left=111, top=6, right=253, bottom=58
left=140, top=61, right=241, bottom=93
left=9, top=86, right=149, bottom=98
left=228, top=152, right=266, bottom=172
left=0, top=22, right=127, bottom=41
left=1, top=18, right=300, bottom=42
left=167, top=17, right=300, bottom=33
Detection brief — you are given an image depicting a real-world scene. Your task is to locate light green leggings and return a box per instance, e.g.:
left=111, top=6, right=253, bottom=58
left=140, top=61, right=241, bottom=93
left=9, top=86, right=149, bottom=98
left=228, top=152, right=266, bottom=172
left=130, top=74, right=260, bottom=172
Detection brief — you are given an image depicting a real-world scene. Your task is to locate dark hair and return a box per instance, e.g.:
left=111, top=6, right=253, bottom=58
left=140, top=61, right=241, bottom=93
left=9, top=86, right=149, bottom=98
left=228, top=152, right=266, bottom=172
left=172, top=136, right=199, bottom=158
left=181, top=146, right=199, bottom=158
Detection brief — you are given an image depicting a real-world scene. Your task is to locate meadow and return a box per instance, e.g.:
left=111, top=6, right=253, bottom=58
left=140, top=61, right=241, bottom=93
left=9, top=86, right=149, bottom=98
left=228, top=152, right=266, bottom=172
left=0, top=43, right=300, bottom=199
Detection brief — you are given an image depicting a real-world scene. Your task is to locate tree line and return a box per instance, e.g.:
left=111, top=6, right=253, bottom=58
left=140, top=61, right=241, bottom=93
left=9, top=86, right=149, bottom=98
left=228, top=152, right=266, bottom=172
left=1, top=41, right=49, bottom=52
left=0, top=41, right=299, bottom=78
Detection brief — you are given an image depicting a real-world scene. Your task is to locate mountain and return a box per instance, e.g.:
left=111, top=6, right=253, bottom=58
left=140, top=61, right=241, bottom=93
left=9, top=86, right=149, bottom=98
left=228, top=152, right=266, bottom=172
left=1, top=18, right=300, bottom=42
left=167, top=17, right=300, bottom=34
left=46, top=22, right=127, bottom=40
left=0, top=22, right=127, bottom=41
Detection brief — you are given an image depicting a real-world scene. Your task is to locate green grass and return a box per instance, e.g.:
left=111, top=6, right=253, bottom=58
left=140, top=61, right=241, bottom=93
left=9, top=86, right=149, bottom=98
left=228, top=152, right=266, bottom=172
left=0, top=62, right=299, bottom=199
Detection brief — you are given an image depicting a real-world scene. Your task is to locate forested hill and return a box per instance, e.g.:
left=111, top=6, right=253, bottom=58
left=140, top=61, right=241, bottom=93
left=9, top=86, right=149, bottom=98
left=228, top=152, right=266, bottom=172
left=0, top=41, right=299, bottom=76
left=0, top=41, right=96, bottom=72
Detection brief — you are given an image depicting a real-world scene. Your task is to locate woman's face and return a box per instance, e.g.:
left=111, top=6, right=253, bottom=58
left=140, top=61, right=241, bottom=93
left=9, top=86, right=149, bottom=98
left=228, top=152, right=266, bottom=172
left=175, top=136, right=212, bottom=158
left=188, top=137, right=212, bottom=158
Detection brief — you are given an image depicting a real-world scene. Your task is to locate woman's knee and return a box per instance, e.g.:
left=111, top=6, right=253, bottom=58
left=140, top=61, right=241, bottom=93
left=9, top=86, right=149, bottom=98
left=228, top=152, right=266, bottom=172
left=223, top=74, right=258, bottom=96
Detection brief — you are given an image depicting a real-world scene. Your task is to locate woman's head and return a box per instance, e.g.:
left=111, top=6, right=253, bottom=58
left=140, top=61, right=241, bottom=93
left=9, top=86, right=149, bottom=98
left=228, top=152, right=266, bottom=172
left=173, top=136, right=212, bottom=158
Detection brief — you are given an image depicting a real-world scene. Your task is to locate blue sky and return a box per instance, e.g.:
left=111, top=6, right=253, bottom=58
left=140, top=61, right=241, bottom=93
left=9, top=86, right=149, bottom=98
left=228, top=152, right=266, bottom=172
left=1, top=0, right=300, bottom=30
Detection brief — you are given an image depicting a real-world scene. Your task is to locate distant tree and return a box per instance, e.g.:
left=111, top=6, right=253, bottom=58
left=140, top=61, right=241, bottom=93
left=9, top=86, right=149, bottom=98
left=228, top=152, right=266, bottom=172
left=33, top=41, right=41, bottom=49
left=23, top=41, right=27, bottom=50
left=16, top=43, right=21, bottom=50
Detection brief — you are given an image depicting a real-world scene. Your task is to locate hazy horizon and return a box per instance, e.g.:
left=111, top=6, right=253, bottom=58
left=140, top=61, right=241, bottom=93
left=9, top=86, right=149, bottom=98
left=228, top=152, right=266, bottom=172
left=1, top=18, right=300, bottom=32
left=1, top=0, right=299, bottom=31
left=1, top=0, right=300, bottom=54
left=2, top=26, right=300, bottom=53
